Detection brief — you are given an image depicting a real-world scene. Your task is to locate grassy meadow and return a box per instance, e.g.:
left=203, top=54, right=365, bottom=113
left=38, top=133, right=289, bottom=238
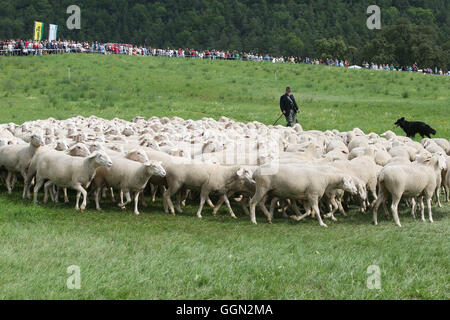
left=0, top=54, right=449, bottom=300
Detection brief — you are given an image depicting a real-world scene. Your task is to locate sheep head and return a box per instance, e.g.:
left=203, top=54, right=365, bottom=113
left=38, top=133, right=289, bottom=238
left=88, top=142, right=104, bottom=153
left=89, top=151, right=113, bottom=168
left=67, top=143, right=91, bottom=157
left=126, top=149, right=149, bottom=163
left=55, top=140, right=69, bottom=151
left=30, top=134, right=45, bottom=148
left=357, top=183, right=367, bottom=201
left=144, top=160, right=166, bottom=177
left=236, top=167, right=255, bottom=184
left=342, top=176, right=357, bottom=195
left=432, top=153, right=447, bottom=171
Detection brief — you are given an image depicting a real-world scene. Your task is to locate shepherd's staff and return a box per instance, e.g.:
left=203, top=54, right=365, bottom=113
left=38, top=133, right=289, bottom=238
left=273, top=113, right=284, bottom=126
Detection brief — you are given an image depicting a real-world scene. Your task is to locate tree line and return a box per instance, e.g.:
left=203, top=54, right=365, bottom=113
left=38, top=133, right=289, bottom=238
left=0, top=0, right=448, bottom=69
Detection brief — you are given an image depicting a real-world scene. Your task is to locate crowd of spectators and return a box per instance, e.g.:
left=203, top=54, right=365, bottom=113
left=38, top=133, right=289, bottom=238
left=1, top=39, right=448, bottom=76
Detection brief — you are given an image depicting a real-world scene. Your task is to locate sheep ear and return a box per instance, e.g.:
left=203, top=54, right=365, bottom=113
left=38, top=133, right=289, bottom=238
left=87, top=152, right=98, bottom=159
left=236, top=168, right=244, bottom=177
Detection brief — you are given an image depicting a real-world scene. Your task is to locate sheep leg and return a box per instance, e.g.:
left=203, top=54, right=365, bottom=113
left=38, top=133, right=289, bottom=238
left=390, top=194, right=402, bottom=227
left=51, top=185, right=57, bottom=203
left=290, top=201, right=312, bottom=222
left=326, top=202, right=333, bottom=215
left=139, top=190, right=148, bottom=208
left=324, top=198, right=339, bottom=222
left=134, top=191, right=141, bottom=216
left=212, top=195, right=225, bottom=216
left=280, top=206, right=289, bottom=218
left=411, top=198, right=416, bottom=219
left=196, top=188, right=209, bottom=219
left=372, top=194, right=384, bottom=226
left=94, top=188, right=102, bottom=211
left=163, top=183, right=180, bottom=215
left=11, top=173, right=17, bottom=190
left=43, top=181, right=52, bottom=204
left=164, top=192, right=176, bottom=215
left=5, top=171, right=12, bottom=194
left=382, top=200, right=389, bottom=220
left=360, top=198, right=367, bottom=213
left=269, top=197, right=279, bottom=219
left=64, top=188, right=69, bottom=203
left=54, top=187, right=60, bottom=203
left=435, top=188, right=442, bottom=208
left=33, top=176, right=45, bottom=204
left=368, top=181, right=378, bottom=207
left=119, top=191, right=132, bottom=210
left=182, top=189, right=190, bottom=207
left=310, top=200, right=317, bottom=218
left=110, top=187, right=116, bottom=203
left=55, top=186, right=66, bottom=203
left=207, top=196, right=215, bottom=209
left=337, top=200, right=346, bottom=216
left=75, top=191, right=81, bottom=210
left=223, top=194, right=237, bottom=219
left=175, top=191, right=183, bottom=213
left=150, top=184, right=157, bottom=202
left=45, top=182, right=57, bottom=204
left=419, top=198, right=426, bottom=222
left=310, top=197, right=327, bottom=228
left=119, top=190, right=124, bottom=207
left=77, top=185, right=88, bottom=211
left=21, top=170, right=29, bottom=199
left=291, top=200, right=302, bottom=217
left=427, top=197, right=433, bottom=223
left=24, top=173, right=33, bottom=200
left=162, top=189, right=169, bottom=213
left=257, top=201, right=272, bottom=223
left=240, top=197, right=251, bottom=216
left=249, top=188, right=268, bottom=225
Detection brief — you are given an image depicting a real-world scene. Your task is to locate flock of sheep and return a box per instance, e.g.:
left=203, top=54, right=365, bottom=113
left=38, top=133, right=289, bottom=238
left=0, top=115, right=449, bottom=228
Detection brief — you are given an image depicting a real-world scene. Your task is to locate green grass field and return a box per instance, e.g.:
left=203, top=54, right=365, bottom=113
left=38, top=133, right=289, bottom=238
left=0, top=54, right=449, bottom=300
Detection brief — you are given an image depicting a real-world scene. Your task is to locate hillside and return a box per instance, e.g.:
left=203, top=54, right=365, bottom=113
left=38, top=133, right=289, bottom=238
left=1, top=54, right=449, bottom=138
left=1, top=0, right=449, bottom=68
left=0, top=54, right=449, bottom=299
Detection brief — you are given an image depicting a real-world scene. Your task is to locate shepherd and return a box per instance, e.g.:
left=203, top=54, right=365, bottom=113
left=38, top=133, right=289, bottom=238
left=279, top=87, right=299, bottom=127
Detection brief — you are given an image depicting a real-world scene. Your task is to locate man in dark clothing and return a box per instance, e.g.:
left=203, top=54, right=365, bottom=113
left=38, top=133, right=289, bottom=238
left=280, top=87, right=299, bottom=127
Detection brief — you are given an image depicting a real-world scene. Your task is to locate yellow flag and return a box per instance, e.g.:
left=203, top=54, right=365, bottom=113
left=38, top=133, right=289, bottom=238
left=34, top=21, right=44, bottom=41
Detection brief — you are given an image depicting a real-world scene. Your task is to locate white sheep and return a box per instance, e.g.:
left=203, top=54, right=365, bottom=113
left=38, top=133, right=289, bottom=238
left=373, top=154, right=445, bottom=227
left=445, top=169, right=450, bottom=203
left=0, top=134, right=44, bottom=197
left=93, top=157, right=166, bottom=215
left=32, top=151, right=113, bottom=211
left=249, top=165, right=357, bottom=227
left=163, top=159, right=249, bottom=219
left=432, top=139, right=450, bottom=155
